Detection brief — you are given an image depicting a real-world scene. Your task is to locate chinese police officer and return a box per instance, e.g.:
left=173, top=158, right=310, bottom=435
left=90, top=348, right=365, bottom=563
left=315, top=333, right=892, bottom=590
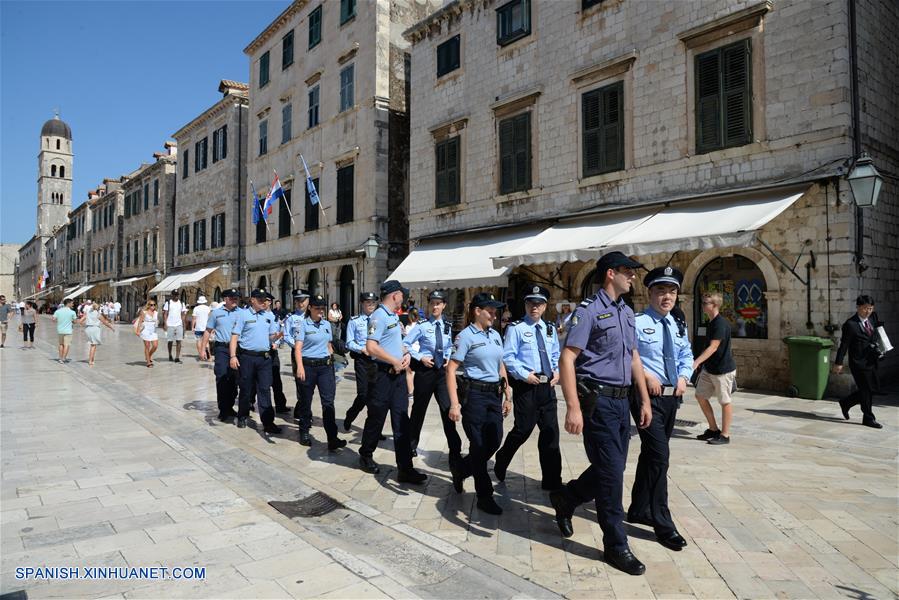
left=495, top=285, right=562, bottom=490
left=229, top=288, right=282, bottom=434
left=200, top=288, right=242, bottom=421
left=627, top=266, right=693, bottom=551
left=282, top=288, right=310, bottom=419
left=550, top=251, right=653, bottom=576
left=357, top=280, right=426, bottom=484
left=343, top=291, right=378, bottom=431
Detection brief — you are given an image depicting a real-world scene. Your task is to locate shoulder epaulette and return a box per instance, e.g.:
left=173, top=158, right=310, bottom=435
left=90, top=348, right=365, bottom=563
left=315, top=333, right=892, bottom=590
left=579, top=294, right=597, bottom=308
left=510, top=319, right=523, bottom=326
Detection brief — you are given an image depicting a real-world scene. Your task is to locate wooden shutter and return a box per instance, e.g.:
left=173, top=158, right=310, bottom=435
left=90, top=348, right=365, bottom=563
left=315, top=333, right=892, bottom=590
left=221, top=125, right=227, bottom=159
left=695, top=49, right=722, bottom=153
left=337, top=166, right=354, bottom=224
left=446, top=137, right=459, bottom=204
left=723, top=39, right=751, bottom=147
left=513, top=113, right=531, bottom=191
left=582, top=90, right=601, bottom=176
left=499, top=118, right=515, bottom=193
left=435, top=141, right=447, bottom=206
left=601, top=83, right=623, bottom=172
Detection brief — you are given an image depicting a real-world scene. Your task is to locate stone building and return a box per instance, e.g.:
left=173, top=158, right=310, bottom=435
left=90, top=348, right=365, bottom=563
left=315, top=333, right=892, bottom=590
left=242, top=0, right=440, bottom=315
left=64, top=201, right=92, bottom=298
left=86, top=179, right=126, bottom=302
left=0, top=244, right=21, bottom=299
left=398, top=0, right=898, bottom=392
left=169, top=81, right=249, bottom=303
left=43, top=227, right=68, bottom=304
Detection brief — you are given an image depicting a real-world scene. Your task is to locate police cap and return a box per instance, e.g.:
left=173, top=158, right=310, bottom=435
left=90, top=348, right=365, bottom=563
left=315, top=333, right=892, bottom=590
left=470, top=292, right=505, bottom=309
left=380, top=280, right=409, bottom=297
left=221, top=288, right=241, bottom=298
left=428, top=290, right=448, bottom=302
left=643, top=265, right=683, bottom=289
left=596, top=251, right=643, bottom=279
left=292, top=288, right=310, bottom=299
left=250, top=288, right=275, bottom=300
left=359, top=291, right=378, bottom=302
left=309, top=294, right=327, bottom=307
left=523, top=285, right=549, bottom=303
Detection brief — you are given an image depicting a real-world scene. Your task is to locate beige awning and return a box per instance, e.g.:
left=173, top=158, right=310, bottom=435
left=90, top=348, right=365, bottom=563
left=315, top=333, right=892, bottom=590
left=148, top=267, right=220, bottom=294
left=63, top=284, right=96, bottom=300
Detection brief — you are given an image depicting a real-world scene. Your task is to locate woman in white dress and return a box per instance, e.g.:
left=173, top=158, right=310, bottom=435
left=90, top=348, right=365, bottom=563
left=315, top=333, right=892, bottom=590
left=134, top=299, right=159, bottom=368
left=77, top=300, right=115, bottom=367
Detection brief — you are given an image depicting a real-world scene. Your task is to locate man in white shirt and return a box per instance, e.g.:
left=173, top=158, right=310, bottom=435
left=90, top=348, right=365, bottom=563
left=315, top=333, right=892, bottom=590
left=113, top=301, right=121, bottom=322
left=162, top=290, right=188, bottom=363
left=192, top=296, right=212, bottom=361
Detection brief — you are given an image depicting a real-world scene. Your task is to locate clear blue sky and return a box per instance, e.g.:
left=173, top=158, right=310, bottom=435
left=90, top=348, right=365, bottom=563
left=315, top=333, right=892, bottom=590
left=0, top=0, right=284, bottom=244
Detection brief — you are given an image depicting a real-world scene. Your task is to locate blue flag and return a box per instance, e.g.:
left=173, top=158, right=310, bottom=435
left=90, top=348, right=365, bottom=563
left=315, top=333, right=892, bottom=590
left=300, top=155, right=320, bottom=206
left=250, top=180, right=265, bottom=224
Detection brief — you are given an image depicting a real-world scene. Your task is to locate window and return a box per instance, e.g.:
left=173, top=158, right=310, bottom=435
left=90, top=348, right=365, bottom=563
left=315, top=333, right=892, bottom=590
left=282, top=30, right=294, bottom=69
left=308, top=85, right=320, bottom=128
left=60, top=166, right=65, bottom=178
left=582, top=0, right=603, bottom=9
left=336, top=164, right=354, bottom=224
left=103, top=248, right=108, bottom=273
left=178, top=224, right=190, bottom=255
left=194, top=137, right=208, bottom=172
left=435, top=137, right=461, bottom=207
left=193, top=219, right=206, bottom=251
left=212, top=125, right=228, bottom=162
left=279, top=189, right=292, bottom=238
left=51, top=165, right=57, bottom=177
left=498, top=112, right=531, bottom=194
left=282, top=104, right=292, bottom=144
left=143, top=236, right=149, bottom=264
left=259, top=51, right=270, bottom=87
left=182, top=149, right=189, bottom=179
left=153, top=179, right=159, bottom=205
left=143, top=183, right=149, bottom=210
left=255, top=210, right=267, bottom=244
left=308, top=5, right=322, bottom=49
left=211, top=213, right=226, bottom=248
left=56, top=139, right=60, bottom=149
left=125, top=194, right=131, bottom=218
left=695, top=39, right=752, bottom=154
left=305, top=177, right=320, bottom=231
left=340, top=0, right=356, bottom=24
left=437, top=35, right=461, bottom=77
left=582, top=81, right=624, bottom=176
left=152, top=234, right=157, bottom=262
left=132, top=192, right=141, bottom=216
left=496, top=0, right=530, bottom=46
left=259, top=120, right=268, bottom=156
left=339, top=65, right=354, bottom=112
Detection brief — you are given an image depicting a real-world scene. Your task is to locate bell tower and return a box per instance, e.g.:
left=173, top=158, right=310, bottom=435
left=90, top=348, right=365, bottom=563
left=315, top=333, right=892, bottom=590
left=37, top=112, right=73, bottom=236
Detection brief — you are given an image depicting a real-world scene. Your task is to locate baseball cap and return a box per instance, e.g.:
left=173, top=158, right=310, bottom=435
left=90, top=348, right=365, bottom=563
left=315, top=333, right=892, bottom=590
left=596, top=251, right=643, bottom=278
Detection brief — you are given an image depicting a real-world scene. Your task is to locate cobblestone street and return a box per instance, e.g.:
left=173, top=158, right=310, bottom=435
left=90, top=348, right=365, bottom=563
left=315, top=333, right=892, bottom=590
left=2, top=318, right=897, bottom=599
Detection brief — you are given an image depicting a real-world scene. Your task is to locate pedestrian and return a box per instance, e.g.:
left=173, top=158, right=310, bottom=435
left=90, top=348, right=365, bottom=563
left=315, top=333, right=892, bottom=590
left=272, top=300, right=287, bottom=321
left=834, top=295, right=884, bottom=429
left=52, top=298, right=78, bottom=364
left=191, top=296, right=212, bottom=361
left=403, top=308, right=421, bottom=400
left=200, top=288, right=242, bottom=422
left=77, top=299, right=115, bottom=367
left=500, top=310, right=513, bottom=335
left=292, top=294, right=345, bottom=449
left=134, top=299, right=159, bottom=367
left=113, top=300, right=121, bottom=323
left=555, top=301, right=576, bottom=345
left=21, top=301, right=38, bottom=349
left=343, top=292, right=378, bottom=431
left=548, top=251, right=652, bottom=576
left=404, top=290, right=462, bottom=464
left=328, top=301, right=343, bottom=341
left=446, top=292, right=512, bottom=515
left=357, top=280, right=427, bottom=484
left=692, top=292, right=737, bottom=444
left=627, top=266, right=693, bottom=551
left=0, top=295, right=12, bottom=348
left=162, top=290, right=187, bottom=363
left=494, top=285, right=563, bottom=491
left=229, top=288, right=282, bottom=433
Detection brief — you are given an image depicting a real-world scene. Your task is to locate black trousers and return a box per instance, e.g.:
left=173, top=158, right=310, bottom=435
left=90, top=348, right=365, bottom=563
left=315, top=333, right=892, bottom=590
left=494, top=379, right=562, bottom=488
left=213, top=345, right=239, bottom=416
left=845, top=365, right=878, bottom=420
left=237, top=352, right=274, bottom=426
left=409, top=367, right=462, bottom=462
left=360, top=368, right=414, bottom=470
left=345, top=355, right=373, bottom=423
left=459, top=388, right=504, bottom=499
left=297, top=362, right=338, bottom=440
left=627, top=394, right=678, bottom=536
left=271, top=349, right=289, bottom=410
left=23, top=323, right=36, bottom=342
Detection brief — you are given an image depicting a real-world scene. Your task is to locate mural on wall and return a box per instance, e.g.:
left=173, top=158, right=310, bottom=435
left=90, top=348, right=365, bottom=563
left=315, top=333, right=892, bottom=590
left=697, top=255, right=768, bottom=339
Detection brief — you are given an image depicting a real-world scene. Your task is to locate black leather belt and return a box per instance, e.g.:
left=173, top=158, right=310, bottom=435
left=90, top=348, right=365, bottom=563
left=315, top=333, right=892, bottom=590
left=302, top=357, right=332, bottom=367
left=469, top=379, right=502, bottom=393
left=375, top=361, right=400, bottom=374
left=239, top=349, right=271, bottom=358
left=350, top=351, right=371, bottom=361
left=578, top=378, right=629, bottom=399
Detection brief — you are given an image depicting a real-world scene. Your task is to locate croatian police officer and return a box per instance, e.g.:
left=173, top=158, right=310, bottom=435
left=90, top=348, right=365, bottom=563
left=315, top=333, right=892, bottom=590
left=264, top=296, right=291, bottom=415
left=343, top=292, right=378, bottom=431
left=627, top=266, right=692, bottom=551
left=282, top=288, right=310, bottom=419
left=495, top=285, right=562, bottom=490
left=293, top=294, right=345, bottom=450
left=550, top=251, right=653, bottom=576
left=358, top=280, right=427, bottom=484
left=404, top=290, right=462, bottom=464
left=229, top=288, right=282, bottom=434
left=200, top=288, right=242, bottom=421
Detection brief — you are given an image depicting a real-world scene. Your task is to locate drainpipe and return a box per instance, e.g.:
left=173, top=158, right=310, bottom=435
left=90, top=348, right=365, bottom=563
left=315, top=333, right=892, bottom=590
left=848, top=0, right=866, bottom=274
left=236, top=102, right=244, bottom=292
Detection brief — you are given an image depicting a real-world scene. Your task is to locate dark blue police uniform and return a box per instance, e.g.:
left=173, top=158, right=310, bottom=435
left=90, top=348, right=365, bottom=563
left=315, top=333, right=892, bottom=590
left=267, top=307, right=290, bottom=413
left=343, top=292, right=378, bottom=430
left=231, top=288, right=280, bottom=432
left=206, top=288, right=241, bottom=420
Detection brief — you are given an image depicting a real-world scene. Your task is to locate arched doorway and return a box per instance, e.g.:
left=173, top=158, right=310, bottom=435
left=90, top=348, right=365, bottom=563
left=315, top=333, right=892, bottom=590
left=258, top=275, right=267, bottom=290
left=280, top=270, right=292, bottom=308
left=307, top=269, right=320, bottom=297
left=693, top=254, right=768, bottom=352
left=338, top=265, right=355, bottom=323
left=213, top=287, right=222, bottom=303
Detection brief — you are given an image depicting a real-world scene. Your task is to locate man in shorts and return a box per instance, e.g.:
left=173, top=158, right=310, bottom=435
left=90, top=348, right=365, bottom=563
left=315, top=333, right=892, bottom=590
left=0, top=295, right=12, bottom=348
left=52, top=298, right=78, bottom=363
left=692, top=292, right=737, bottom=445
left=162, top=290, right=188, bottom=363
left=192, top=296, right=212, bottom=361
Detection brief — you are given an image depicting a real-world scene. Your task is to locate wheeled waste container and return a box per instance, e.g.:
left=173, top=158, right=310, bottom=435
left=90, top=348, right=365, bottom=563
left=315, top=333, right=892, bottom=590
left=782, top=336, right=835, bottom=400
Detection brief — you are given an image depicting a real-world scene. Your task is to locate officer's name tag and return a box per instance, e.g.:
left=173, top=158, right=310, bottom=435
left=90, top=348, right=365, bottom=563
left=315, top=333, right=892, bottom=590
left=246, top=319, right=257, bottom=324
left=598, top=312, right=613, bottom=320
left=470, top=342, right=486, bottom=349
left=387, top=323, right=398, bottom=329
left=643, top=328, right=655, bottom=334
left=305, top=330, right=318, bottom=335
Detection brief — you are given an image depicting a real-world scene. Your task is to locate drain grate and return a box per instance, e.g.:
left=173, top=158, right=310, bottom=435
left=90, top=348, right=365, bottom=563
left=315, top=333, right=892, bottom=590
left=675, top=419, right=699, bottom=428
left=270, top=492, right=344, bottom=518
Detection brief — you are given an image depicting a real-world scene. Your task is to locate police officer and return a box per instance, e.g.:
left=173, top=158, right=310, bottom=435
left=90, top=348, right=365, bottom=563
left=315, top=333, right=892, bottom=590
left=200, top=288, right=242, bottom=421
left=627, top=266, right=692, bottom=551
left=358, top=280, right=427, bottom=484
left=343, top=292, right=379, bottom=431
left=293, top=294, right=345, bottom=450
left=282, top=289, right=311, bottom=419
left=404, top=290, right=462, bottom=464
left=447, top=292, right=512, bottom=515
left=264, top=296, right=291, bottom=415
left=549, top=251, right=653, bottom=576
left=495, top=285, right=562, bottom=490
left=229, top=288, right=282, bottom=434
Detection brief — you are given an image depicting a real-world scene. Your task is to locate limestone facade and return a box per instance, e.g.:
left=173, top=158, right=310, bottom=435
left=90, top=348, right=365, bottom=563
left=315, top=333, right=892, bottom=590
left=65, top=201, right=92, bottom=289
left=0, top=244, right=21, bottom=300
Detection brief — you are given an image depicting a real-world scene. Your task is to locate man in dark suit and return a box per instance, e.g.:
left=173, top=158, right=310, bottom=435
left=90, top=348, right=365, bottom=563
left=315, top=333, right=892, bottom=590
left=834, top=295, right=883, bottom=429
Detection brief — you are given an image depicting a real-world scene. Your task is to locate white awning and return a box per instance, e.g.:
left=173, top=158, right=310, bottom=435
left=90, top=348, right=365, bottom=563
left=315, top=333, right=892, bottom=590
left=389, top=225, right=546, bottom=289
left=111, top=274, right=153, bottom=287
left=492, top=184, right=810, bottom=268
left=63, top=284, right=96, bottom=300
left=148, top=267, right=219, bottom=294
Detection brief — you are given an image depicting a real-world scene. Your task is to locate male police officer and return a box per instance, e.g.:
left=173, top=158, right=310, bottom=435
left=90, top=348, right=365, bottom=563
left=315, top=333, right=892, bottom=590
left=293, top=294, right=345, bottom=450
left=358, top=280, right=427, bottom=484
left=343, top=292, right=379, bottom=430
left=551, top=251, right=653, bottom=576
left=495, top=285, right=562, bottom=490
left=201, top=288, right=242, bottom=421
left=264, top=296, right=291, bottom=415
left=628, top=266, right=692, bottom=551
left=404, top=290, right=462, bottom=464
left=283, top=288, right=311, bottom=419
left=229, top=288, right=282, bottom=434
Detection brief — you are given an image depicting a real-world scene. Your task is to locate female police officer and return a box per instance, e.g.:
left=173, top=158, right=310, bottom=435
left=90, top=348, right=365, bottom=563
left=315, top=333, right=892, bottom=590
left=447, top=292, right=512, bottom=516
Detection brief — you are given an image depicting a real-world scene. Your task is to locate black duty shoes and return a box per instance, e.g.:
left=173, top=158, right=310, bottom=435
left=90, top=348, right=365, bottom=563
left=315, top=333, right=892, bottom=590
left=549, top=490, right=574, bottom=538
left=604, top=548, right=646, bottom=576
left=476, top=497, right=503, bottom=515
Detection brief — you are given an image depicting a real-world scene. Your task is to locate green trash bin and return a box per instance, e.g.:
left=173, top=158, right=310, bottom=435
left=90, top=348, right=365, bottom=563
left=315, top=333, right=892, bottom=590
left=782, top=336, right=835, bottom=400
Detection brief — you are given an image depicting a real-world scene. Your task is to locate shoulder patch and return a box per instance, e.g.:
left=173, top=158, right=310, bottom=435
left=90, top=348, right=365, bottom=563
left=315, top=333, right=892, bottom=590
left=368, top=322, right=377, bottom=335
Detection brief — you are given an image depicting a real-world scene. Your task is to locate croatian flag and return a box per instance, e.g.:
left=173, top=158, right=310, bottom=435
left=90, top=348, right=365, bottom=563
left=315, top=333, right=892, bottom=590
left=265, top=171, right=285, bottom=215
left=300, top=155, right=319, bottom=206
left=250, top=180, right=267, bottom=224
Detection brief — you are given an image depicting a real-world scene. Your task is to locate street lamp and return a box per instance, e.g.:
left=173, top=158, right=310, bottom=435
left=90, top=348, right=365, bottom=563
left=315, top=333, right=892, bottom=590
left=362, top=235, right=380, bottom=260
left=847, top=152, right=883, bottom=208
left=154, top=269, right=162, bottom=283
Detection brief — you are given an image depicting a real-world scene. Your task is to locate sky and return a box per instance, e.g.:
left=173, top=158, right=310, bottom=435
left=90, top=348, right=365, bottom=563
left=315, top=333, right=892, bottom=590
left=0, top=0, right=285, bottom=245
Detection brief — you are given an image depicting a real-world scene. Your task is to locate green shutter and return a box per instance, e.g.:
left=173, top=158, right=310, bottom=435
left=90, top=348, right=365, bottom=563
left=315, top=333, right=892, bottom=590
left=446, top=137, right=459, bottom=204
left=499, top=118, right=515, bottom=193
left=435, top=141, right=447, bottom=206
left=695, top=49, right=722, bottom=153
left=513, top=113, right=531, bottom=191
left=582, top=89, right=601, bottom=176
left=601, top=82, right=624, bottom=172
left=723, top=38, right=752, bottom=147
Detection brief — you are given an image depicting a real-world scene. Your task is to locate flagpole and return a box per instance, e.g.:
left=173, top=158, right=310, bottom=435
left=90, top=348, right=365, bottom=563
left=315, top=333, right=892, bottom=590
left=250, top=179, right=270, bottom=234
left=273, top=168, right=296, bottom=225
left=300, top=155, right=327, bottom=220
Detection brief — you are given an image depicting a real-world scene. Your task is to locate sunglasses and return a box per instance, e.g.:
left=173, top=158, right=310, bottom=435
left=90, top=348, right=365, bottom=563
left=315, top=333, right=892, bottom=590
left=148, top=303, right=157, bottom=307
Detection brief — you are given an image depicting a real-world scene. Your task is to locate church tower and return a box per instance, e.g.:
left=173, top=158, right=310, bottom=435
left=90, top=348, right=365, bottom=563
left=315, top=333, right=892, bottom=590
left=36, top=113, right=73, bottom=236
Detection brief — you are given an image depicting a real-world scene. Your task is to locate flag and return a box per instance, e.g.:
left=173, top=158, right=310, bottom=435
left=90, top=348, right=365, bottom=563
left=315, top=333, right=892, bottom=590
left=41, top=269, right=49, bottom=290
left=300, top=155, right=319, bottom=206
left=264, top=171, right=285, bottom=216
left=250, top=180, right=265, bottom=224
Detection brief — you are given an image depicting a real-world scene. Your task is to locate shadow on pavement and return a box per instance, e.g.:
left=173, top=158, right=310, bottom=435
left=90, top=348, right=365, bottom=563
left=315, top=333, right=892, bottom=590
left=746, top=408, right=851, bottom=423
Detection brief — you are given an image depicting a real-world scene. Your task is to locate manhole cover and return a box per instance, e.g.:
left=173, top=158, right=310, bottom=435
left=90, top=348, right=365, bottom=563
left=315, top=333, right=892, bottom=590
left=270, top=492, right=343, bottom=518
left=675, top=419, right=699, bottom=428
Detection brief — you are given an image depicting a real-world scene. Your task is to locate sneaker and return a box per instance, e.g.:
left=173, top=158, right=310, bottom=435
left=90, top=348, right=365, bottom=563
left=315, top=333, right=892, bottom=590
left=696, top=428, right=721, bottom=441
left=707, top=435, right=730, bottom=445
left=174, top=358, right=182, bottom=364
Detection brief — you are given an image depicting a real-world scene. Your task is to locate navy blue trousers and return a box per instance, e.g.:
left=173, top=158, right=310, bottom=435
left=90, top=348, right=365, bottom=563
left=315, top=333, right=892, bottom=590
left=628, top=394, right=678, bottom=536
left=345, top=355, right=373, bottom=422
left=296, top=361, right=338, bottom=440
left=410, top=368, right=462, bottom=462
left=360, top=369, right=413, bottom=471
left=237, top=353, right=274, bottom=426
left=459, top=388, right=504, bottom=499
left=495, top=379, right=562, bottom=488
left=213, top=345, right=238, bottom=416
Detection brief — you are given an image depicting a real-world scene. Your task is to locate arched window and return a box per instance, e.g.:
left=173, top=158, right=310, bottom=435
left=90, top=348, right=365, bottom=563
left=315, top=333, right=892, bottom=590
left=56, top=139, right=60, bottom=150
left=338, top=265, right=355, bottom=321
left=59, top=166, right=65, bottom=178
left=257, top=275, right=268, bottom=290
left=213, top=287, right=222, bottom=303
left=280, top=270, right=292, bottom=307
left=307, top=269, right=320, bottom=296
left=51, top=165, right=57, bottom=177
left=694, top=254, right=768, bottom=341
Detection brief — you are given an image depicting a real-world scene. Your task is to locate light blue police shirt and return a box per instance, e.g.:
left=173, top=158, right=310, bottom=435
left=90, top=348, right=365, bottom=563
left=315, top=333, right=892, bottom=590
left=452, top=324, right=504, bottom=381
left=403, top=317, right=452, bottom=362
left=296, top=316, right=332, bottom=359
left=282, top=310, right=305, bottom=348
left=635, top=306, right=693, bottom=385
left=346, top=313, right=370, bottom=354
left=502, top=317, right=561, bottom=381
left=367, top=304, right=404, bottom=362
left=232, top=306, right=279, bottom=352
left=206, top=305, right=240, bottom=343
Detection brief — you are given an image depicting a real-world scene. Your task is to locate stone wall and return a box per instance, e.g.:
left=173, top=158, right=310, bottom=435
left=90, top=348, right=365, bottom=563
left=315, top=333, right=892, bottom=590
left=120, top=158, right=176, bottom=281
